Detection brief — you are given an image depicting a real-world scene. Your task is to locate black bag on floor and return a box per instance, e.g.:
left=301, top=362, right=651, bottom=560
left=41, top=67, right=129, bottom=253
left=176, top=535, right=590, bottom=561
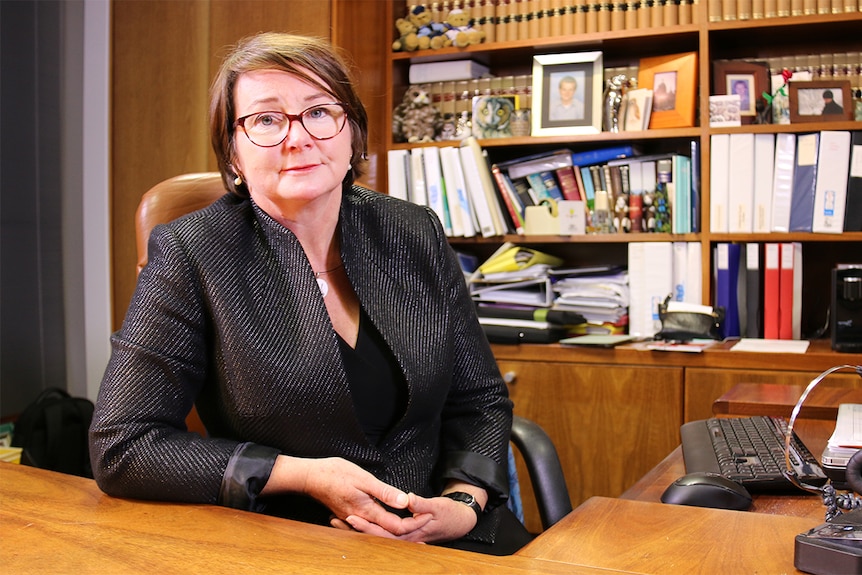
left=11, top=387, right=94, bottom=478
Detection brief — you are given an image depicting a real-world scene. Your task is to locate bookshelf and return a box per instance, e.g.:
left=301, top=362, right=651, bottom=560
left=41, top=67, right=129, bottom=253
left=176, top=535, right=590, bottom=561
left=383, top=1, right=862, bottom=533
left=384, top=1, right=862, bottom=336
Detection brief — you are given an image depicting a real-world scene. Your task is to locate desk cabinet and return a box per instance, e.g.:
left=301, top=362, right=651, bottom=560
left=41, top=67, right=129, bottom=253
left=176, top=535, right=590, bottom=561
left=500, top=359, right=682, bottom=533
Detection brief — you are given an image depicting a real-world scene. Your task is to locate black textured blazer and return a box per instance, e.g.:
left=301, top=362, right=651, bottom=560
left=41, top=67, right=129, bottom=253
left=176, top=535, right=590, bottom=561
left=90, top=185, right=512, bottom=539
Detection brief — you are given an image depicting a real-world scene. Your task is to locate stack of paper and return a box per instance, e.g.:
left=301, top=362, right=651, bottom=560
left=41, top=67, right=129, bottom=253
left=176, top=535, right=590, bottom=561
left=551, top=266, right=629, bottom=327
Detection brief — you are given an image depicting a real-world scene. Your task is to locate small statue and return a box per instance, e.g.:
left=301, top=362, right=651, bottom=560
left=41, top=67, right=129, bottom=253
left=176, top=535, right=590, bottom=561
left=603, top=74, right=630, bottom=133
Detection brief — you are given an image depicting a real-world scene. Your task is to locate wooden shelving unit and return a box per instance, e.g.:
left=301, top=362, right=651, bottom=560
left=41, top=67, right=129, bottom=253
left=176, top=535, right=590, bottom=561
left=382, top=1, right=862, bottom=533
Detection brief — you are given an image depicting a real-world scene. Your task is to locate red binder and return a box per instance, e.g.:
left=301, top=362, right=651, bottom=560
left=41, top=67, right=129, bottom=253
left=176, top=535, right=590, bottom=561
left=763, top=243, right=780, bottom=339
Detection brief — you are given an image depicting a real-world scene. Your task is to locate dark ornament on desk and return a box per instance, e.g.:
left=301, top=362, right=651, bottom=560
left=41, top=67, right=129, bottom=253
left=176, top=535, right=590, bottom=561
left=392, top=86, right=441, bottom=143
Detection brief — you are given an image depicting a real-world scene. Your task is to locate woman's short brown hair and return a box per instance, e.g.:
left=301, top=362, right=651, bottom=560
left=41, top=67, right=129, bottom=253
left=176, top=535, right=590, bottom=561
left=209, top=33, right=368, bottom=197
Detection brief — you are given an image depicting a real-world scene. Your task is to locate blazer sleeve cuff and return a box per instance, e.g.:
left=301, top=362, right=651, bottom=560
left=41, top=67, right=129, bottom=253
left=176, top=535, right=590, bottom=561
left=218, top=442, right=280, bottom=512
left=441, top=450, right=509, bottom=510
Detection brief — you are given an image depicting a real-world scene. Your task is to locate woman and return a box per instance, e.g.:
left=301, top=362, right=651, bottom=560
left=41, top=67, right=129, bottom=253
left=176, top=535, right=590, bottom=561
left=89, top=33, right=530, bottom=554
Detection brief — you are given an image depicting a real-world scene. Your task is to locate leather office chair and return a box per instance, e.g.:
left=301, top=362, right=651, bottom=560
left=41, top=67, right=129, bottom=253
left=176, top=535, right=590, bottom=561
left=136, top=174, right=572, bottom=528
left=136, top=172, right=227, bottom=436
left=136, top=172, right=227, bottom=275
left=510, top=415, right=573, bottom=530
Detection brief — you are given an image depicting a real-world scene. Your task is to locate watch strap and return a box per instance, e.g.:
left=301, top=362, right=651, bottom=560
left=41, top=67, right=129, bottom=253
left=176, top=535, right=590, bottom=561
left=443, top=491, right=482, bottom=522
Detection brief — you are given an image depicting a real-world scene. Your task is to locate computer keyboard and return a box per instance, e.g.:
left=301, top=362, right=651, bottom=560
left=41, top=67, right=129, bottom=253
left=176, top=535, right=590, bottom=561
left=680, top=416, right=828, bottom=492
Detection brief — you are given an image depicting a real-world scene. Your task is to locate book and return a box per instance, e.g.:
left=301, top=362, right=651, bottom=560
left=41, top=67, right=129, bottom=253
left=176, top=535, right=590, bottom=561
left=812, top=130, right=851, bottom=234
left=770, top=133, right=796, bottom=232
left=789, top=132, right=820, bottom=232
left=439, top=146, right=475, bottom=237
left=422, top=146, right=451, bottom=235
left=579, top=166, right=596, bottom=208
left=779, top=242, right=803, bottom=339
left=409, top=147, right=428, bottom=208
left=500, top=148, right=573, bottom=180
left=622, top=89, right=653, bottom=131
left=460, top=137, right=509, bottom=235
left=752, top=134, right=775, bottom=233
left=763, top=243, right=781, bottom=339
left=690, top=139, right=701, bottom=233
left=490, top=164, right=526, bottom=235
left=845, top=131, right=862, bottom=232
left=745, top=243, right=762, bottom=338
left=458, top=143, right=497, bottom=237
left=628, top=242, right=673, bottom=338
left=672, top=242, right=688, bottom=302
left=526, top=171, right=565, bottom=202
left=686, top=241, right=703, bottom=305
left=554, top=166, right=583, bottom=201
left=710, top=134, right=730, bottom=233
left=671, top=155, right=692, bottom=234
left=715, top=243, right=742, bottom=339
left=386, top=149, right=410, bottom=202
left=408, top=60, right=490, bottom=84
left=728, top=133, right=754, bottom=233
left=570, top=144, right=637, bottom=167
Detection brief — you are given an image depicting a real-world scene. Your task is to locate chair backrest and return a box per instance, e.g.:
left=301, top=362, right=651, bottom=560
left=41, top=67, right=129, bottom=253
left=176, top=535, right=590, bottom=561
left=135, top=172, right=227, bottom=275
left=135, top=172, right=226, bottom=436
left=510, top=415, right=573, bottom=530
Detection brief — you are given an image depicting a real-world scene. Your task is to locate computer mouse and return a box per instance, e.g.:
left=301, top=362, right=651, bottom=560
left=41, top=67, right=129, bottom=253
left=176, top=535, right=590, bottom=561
left=660, top=472, right=753, bottom=511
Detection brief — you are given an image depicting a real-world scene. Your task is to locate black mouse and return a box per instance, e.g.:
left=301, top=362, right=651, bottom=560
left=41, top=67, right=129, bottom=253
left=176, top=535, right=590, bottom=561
left=661, top=472, right=753, bottom=511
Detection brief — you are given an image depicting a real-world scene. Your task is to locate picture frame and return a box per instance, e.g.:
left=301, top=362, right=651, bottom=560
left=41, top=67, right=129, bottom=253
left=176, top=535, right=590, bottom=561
left=712, top=60, right=770, bottom=124
left=637, top=52, right=698, bottom=129
left=531, top=51, right=603, bottom=137
left=788, top=79, right=853, bottom=123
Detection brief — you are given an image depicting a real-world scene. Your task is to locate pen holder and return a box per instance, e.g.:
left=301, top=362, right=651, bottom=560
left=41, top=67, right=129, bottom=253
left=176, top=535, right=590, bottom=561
left=655, top=295, right=724, bottom=341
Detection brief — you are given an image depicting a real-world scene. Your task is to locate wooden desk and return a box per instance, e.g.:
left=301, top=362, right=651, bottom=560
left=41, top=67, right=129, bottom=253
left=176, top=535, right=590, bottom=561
left=518, top=496, right=818, bottom=575
left=619, top=418, right=835, bottom=522
left=713, top=382, right=862, bottom=420
left=0, top=462, right=612, bottom=575
left=518, top=421, right=838, bottom=574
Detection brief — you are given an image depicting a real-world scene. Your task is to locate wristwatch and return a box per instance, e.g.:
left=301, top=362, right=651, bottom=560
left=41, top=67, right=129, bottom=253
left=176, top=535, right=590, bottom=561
left=443, top=491, right=483, bottom=522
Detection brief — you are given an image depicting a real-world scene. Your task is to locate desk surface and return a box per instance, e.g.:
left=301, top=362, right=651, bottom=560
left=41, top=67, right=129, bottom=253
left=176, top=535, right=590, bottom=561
left=0, top=462, right=610, bottom=575
left=518, top=496, right=818, bottom=575
left=519, top=409, right=839, bottom=574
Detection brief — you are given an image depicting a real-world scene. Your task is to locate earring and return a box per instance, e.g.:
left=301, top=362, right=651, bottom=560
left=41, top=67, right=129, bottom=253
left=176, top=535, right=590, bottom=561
left=234, top=174, right=243, bottom=187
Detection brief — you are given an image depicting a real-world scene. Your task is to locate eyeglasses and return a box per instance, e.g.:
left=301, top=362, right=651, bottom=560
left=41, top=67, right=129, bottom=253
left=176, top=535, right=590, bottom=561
left=234, top=102, right=348, bottom=147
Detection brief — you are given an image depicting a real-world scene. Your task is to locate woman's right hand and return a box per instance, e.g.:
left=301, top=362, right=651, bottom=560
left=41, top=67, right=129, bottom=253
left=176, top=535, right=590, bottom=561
left=261, top=454, right=431, bottom=536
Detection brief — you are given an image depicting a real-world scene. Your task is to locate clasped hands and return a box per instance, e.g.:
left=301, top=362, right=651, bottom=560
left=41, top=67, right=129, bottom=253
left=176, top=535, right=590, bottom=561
left=264, top=454, right=485, bottom=544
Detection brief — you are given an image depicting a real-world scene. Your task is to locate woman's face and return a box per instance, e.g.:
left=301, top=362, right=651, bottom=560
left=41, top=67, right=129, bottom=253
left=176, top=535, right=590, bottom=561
left=232, top=68, right=352, bottom=215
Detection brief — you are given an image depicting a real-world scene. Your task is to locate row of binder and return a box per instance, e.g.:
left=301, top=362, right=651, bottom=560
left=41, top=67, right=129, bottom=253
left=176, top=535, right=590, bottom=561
left=709, top=130, right=862, bottom=235
left=715, top=242, right=803, bottom=341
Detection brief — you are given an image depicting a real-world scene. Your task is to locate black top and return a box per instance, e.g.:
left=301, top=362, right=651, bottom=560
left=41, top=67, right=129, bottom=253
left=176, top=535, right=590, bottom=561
left=338, top=308, right=407, bottom=445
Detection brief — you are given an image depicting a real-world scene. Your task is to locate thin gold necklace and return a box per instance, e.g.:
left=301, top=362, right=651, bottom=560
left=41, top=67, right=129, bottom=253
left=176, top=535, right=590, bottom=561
left=314, top=263, right=343, bottom=297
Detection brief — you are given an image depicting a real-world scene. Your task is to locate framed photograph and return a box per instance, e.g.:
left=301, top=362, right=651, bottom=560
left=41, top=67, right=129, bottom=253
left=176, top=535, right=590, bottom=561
left=637, top=52, right=698, bottom=129
left=713, top=60, right=769, bottom=124
left=531, top=51, right=603, bottom=137
left=788, top=80, right=853, bottom=123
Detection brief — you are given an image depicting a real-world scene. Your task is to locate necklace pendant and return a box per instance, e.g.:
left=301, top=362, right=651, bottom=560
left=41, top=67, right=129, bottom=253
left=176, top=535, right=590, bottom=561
left=316, top=277, right=329, bottom=297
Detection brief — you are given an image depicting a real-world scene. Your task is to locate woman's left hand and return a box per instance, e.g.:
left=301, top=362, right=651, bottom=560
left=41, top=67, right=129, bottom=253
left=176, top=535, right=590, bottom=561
left=331, top=492, right=479, bottom=543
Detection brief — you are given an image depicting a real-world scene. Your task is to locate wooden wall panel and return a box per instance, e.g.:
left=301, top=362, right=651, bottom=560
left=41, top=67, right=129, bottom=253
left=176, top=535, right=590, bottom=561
left=111, top=1, right=212, bottom=327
